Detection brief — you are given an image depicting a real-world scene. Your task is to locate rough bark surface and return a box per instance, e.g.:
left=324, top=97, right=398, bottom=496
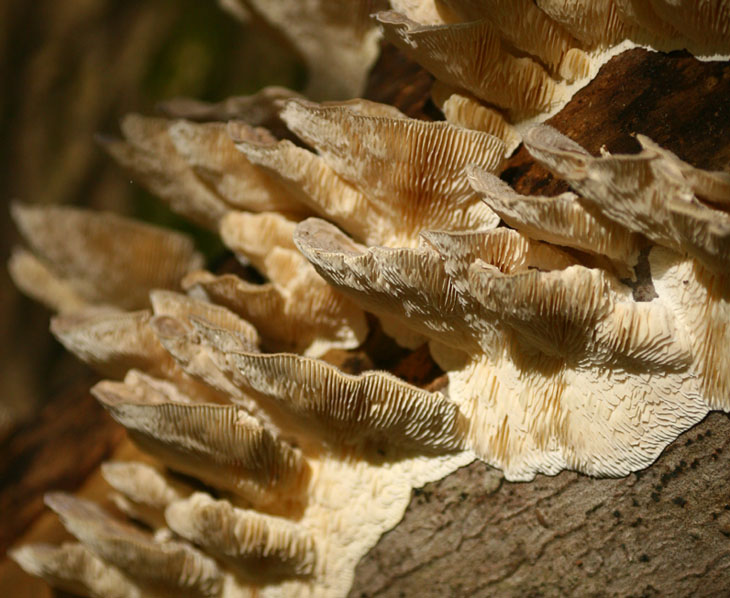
left=351, top=414, right=730, bottom=597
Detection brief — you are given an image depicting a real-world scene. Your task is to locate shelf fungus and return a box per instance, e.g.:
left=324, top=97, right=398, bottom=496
left=377, top=0, right=730, bottom=149
left=294, top=125, right=729, bottom=480
left=15, top=305, right=471, bottom=596
left=12, top=123, right=730, bottom=597
left=8, top=2, right=730, bottom=597
left=9, top=203, right=203, bottom=313
left=233, top=98, right=505, bottom=247
left=12, top=233, right=470, bottom=597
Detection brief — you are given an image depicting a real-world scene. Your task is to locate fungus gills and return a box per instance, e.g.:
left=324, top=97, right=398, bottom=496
left=8, top=1, right=730, bottom=597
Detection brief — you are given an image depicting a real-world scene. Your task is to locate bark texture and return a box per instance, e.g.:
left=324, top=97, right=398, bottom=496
left=351, top=414, right=730, bottom=597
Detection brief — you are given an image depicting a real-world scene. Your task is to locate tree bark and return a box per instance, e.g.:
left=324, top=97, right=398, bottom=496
left=351, top=413, right=730, bottom=597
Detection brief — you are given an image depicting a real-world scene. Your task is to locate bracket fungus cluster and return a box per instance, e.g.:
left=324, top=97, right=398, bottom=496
left=296, top=123, right=730, bottom=479
left=7, top=1, right=730, bottom=597
left=381, top=0, right=729, bottom=149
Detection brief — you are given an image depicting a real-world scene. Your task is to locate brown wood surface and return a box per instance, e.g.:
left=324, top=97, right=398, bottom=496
left=1, top=44, right=730, bottom=598
left=351, top=413, right=730, bottom=597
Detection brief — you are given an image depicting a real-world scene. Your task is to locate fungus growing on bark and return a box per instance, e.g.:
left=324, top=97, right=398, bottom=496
left=377, top=1, right=730, bottom=149
left=12, top=239, right=470, bottom=597
left=14, top=121, right=730, bottom=592
left=16, top=305, right=472, bottom=596
left=7, top=1, right=730, bottom=597
left=294, top=126, right=729, bottom=480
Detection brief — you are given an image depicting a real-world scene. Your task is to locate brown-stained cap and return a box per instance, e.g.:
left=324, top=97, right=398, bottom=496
left=92, top=380, right=310, bottom=513
left=646, top=0, right=730, bottom=53
left=279, top=98, right=504, bottom=245
left=534, top=0, right=633, bottom=47
left=534, top=0, right=728, bottom=56
left=11, top=202, right=203, bottom=311
left=165, top=492, right=316, bottom=580
left=44, top=492, right=222, bottom=597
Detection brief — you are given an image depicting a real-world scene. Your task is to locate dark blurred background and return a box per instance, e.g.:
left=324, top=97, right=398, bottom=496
left=0, top=0, right=304, bottom=439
